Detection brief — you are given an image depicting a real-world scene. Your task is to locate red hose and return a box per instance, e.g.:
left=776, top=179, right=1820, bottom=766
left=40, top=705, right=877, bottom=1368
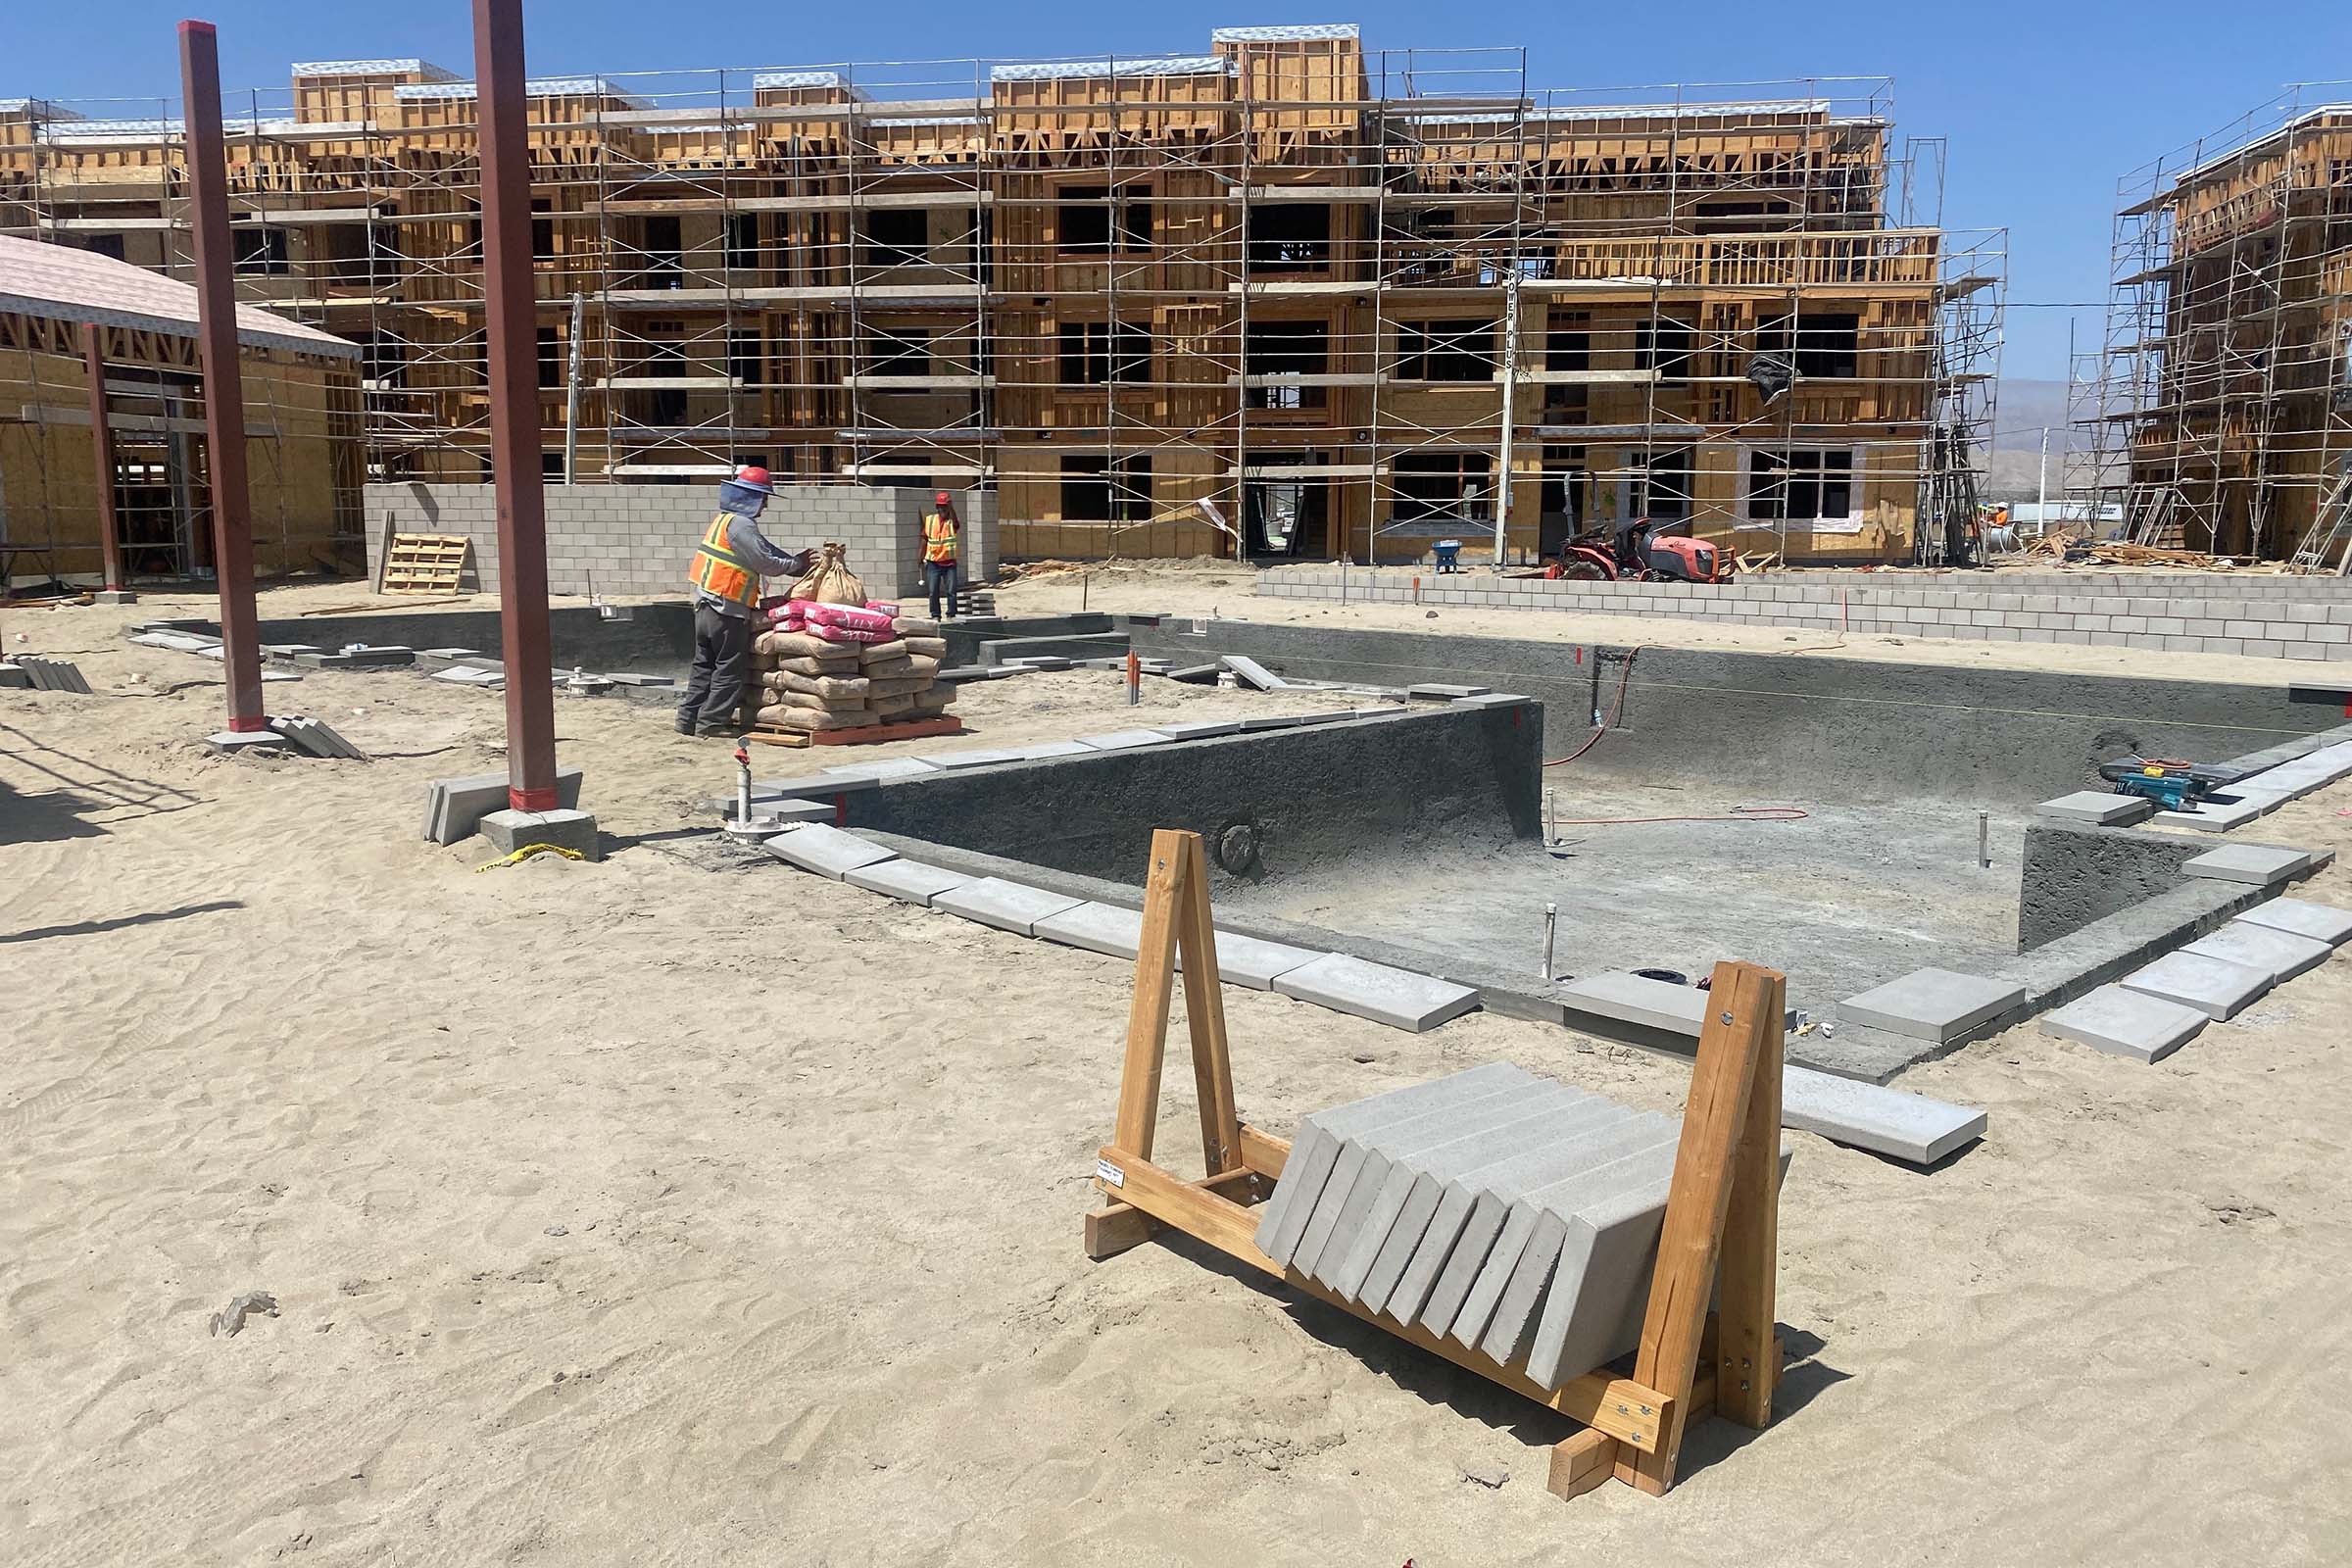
left=1544, top=644, right=1646, bottom=766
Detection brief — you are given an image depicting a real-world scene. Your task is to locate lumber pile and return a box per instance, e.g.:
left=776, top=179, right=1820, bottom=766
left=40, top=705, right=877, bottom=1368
left=2027, top=532, right=2244, bottom=570
left=750, top=599, right=956, bottom=736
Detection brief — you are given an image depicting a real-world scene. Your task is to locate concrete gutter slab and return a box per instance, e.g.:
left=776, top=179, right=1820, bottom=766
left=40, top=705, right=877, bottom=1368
left=2039, top=984, right=2209, bottom=1064
left=2118, top=951, right=2272, bottom=1020
left=2182, top=844, right=2315, bottom=885
left=763, top=822, right=899, bottom=880
left=843, top=858, right=978, bottom=906
left=1838, top=967, right=2025, bottom=1044
left=931, top=877, right=1088, bottom=938
left=2181, top=920, right=2335, bottom=984
left=1781, top=1065, right=1986, bottom=1165
left=2233, top=897, right=2352, bottom=947
left=1272, top=953, right=1481, bottom=1032
left=1032, top=901, right=1145, bottom=958
left=2038, top=791, right=2156, bottom=826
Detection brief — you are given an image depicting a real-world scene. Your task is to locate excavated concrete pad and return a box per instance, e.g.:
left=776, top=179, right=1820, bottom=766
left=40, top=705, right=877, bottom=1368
left=2118, top=951, right=2272, bottom=1020
left=2181, top=921, right=2336, bottom=984
left=2181, top=844, right=2314, bottom=886
left=931, top=877, right=1087, bottom=937
left=1781, top=1066, right=1986, bottom=1165
left=763, top=822, right=898, bottom=880
left=1032, top=901, right=1145, bottom=958
left=2038, top=791, right=2156, bottom=826
left=1271, top=953, right=1480, bottom=1032
left=2234, top=898, right=2352, bottom=947
left=2039, top=984, right=2209, bottom=1064
left=843, top=858, right=978, bottom=906
left=1838, top=967, right=2025, bottom=1044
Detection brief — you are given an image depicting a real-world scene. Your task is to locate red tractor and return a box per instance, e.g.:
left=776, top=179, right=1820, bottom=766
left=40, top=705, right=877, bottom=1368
left=1547, top=517, right=1734, bottom=584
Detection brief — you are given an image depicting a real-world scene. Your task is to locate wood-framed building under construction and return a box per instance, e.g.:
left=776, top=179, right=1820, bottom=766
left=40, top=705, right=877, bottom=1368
left=2077, top=90, right=2352, bottom=561
left=2, top=24, right=2001, bottom=565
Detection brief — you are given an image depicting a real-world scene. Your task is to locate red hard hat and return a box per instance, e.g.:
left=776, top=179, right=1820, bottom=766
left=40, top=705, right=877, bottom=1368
left=731, top=465, right=774, bottom=495
left=934, top=491, right=952, bottom=504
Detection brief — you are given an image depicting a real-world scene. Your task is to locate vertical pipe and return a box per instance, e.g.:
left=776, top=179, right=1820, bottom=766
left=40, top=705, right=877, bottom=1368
left=2036, top=426, right=2050, bottom=526
left=1978, top=809, right=1990, bottom=869
left=474, top=0, right=561, bottom=811
left=79, top=323, right=127, bottom=593
left=177, top=20, right=265, bottom=731
left=1541, top=902, right=1557, bottom=982
left=564, top=289, right=584, bottom=482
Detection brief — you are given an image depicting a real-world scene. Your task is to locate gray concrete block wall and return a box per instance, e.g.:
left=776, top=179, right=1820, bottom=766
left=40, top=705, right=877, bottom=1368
left=1253, top=566, right=2352, bottom=662
left=363, top=482, right=999, bottom=601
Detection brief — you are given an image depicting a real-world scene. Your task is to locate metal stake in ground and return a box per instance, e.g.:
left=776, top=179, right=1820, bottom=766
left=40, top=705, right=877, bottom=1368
left=177, top=20, right=263, bottom=731
left=474, top=0, right=561, bottom=813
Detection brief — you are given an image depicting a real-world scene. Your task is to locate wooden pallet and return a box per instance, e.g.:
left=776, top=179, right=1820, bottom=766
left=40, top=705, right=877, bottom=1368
left=380, top=532, right=471, bottom=594
left=745, top=714, right=963, bottom=748
left=1085, top=827, right=1788, bottom=1503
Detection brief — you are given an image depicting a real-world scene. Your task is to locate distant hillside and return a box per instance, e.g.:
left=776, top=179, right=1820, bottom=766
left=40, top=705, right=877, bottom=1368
left=1984, top=378, right=2095, bottom=501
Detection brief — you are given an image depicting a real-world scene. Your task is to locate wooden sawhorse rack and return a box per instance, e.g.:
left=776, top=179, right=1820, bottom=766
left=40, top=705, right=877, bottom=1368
left=1084, top=827, right=1788, bottom=1500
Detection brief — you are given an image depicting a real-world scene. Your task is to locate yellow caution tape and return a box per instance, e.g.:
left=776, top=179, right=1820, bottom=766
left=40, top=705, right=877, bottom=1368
left=474, top=842, right=587, bottom=873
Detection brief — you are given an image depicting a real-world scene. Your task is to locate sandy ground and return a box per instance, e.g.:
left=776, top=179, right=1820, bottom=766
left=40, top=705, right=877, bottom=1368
left=4, top=580, right=2351, bottom=1565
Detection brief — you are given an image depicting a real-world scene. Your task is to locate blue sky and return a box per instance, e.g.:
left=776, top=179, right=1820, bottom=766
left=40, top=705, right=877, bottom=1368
left=17, top=2, right=2352, bottom=381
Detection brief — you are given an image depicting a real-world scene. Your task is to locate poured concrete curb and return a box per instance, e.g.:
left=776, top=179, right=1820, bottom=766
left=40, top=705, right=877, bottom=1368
left=1272, top=953, right=1481, bottom=1033
left=2039, top=984, right=2208, bottom=1064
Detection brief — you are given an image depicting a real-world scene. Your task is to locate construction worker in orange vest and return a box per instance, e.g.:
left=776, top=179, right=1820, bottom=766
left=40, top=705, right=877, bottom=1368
left=676, top=464, right=810, bottom=737
left=922, top=490, right=961, bottom=621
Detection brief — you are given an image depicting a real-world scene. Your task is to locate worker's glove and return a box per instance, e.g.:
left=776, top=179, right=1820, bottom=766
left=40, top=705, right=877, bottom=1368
left=781, top=549, right=813, bottom=577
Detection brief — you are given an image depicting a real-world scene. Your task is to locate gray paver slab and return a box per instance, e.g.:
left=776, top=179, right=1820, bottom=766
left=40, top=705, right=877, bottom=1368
left=763, top=822, right=898, bottom=880
left=842, top=858, right=979, bottom=906
left=1237, top=713, right=1312, bottom=731
left=1220, top=655, right=1286, bottom=690
left=2037, top=790, right=2157, bottom=826
left=1560, top=970, right=1800, bottom=1035
left=819, top=758, right=942, bottom=784
left=2152, top=802, right=2262, bottom=832
left=2040, top=984, right=2208, bottom=1063
left=913, top=748, right=1026, bottom=770
left=1272, top=953, right=1480, bottom=1032
left=2181, top=844, right=2315, bottom=886
left=2118, top=950, right=2272, bottom=1020
left=2233, top=897, right=2352, bottom=947
left=1781, top=1065, right=1986, bottom=1165
left=930, top=877, right=1087, bottom=938
left=1032, top=901, right=1145, bottom=958
left=1073, top=729, right=1170, bottom=751
left=1490, top=1146, right=1683, bottom=1368
left=1254, top=1064, right=1534, bottom=1265
left=1407, top=682, right=1492, bottom=699
left=1197, top=929, right=1323, bottom=990
left=1151, top=719, right=1243, bottom=740
left=1838, top=966, right=2025, bottom=1044
left=1453, top=692, right=1534, bottom=708
left=2181, top=921, right=2336, bottom=984
left=1017, top=739, right=1095, bottom=759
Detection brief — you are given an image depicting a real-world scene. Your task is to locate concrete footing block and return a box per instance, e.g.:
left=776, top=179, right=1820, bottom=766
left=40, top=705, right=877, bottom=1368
left=2118, top=951, right=2271, bottom=1020
left=1272, top=953, right=1481, bottom=1032
left=1838, top=967, right=2025, bottom=1044
left=2039, top=984, right=2209, bottom=1064
left=2233, top=897, right=2352, bottom=947
left=2181, top=920, right=2336, bottom=984
left=2181, top=844, right=2315, bottom=886
left=763, top=822, right=898, bottom=881
left=843, top=858, right=979, bottom=906
left=479, top=808, right=603, bottom=861
left=2038, top=790, right=2156, bottom=826
left=930, top=877, right=1087, bottom=937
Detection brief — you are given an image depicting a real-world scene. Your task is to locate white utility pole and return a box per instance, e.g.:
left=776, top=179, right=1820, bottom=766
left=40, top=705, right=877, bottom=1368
left=1494, top=269, right=1521, bottom=565
left=563, top=290, right=585, bottom=483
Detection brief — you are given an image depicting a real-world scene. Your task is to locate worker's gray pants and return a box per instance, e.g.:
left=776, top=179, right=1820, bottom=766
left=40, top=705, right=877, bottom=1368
left=677, top=603, right=753, bottom=733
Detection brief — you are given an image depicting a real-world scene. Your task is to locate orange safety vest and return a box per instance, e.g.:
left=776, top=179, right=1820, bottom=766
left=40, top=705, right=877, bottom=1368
left=688, top=513, right=761, bottom=607
left=923, top=511, right=958, bottom=564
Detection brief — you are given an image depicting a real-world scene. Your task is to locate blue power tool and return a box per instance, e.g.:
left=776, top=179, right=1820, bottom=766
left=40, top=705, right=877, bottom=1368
left=2097, top=757, right=2230, bottom=812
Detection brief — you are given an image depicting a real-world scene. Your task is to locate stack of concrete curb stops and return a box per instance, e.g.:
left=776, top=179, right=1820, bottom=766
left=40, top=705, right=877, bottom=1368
left=1252, top=1062, right=1792, bottom=1390
left=0, top=655, right=91, bottom=693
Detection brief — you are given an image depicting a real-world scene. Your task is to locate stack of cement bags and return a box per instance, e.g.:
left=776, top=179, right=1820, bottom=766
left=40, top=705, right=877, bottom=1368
left=1251, top=1062, right=1788, bottom=1390
left=751, top=603, right=954, bottom=733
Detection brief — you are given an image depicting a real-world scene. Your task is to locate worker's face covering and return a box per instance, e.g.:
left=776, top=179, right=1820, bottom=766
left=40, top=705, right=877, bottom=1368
left=717, top=483, right=766, bottom=519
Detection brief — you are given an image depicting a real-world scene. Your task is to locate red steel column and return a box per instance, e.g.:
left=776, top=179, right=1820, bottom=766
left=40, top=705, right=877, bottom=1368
left=80, top=323, right=128, bottom=592
left=473, top=0, right=560, bottom=811
left=177, top=20, right=266, bottom=730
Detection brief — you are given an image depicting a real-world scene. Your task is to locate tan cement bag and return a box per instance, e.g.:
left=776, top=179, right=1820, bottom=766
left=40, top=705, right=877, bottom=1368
left=868, top=691, right=918, bottom=717
left=757, top=630, right=853, bottom=661
left=773, top=653, right=859, bottom=677
left=756, top=701, right=872, bottom=730
left=901, top=636, right=948, bottom=659
left=859, top=657, right=914, bottom=684
left=787, top=542, right=867, bottom=606
left=891, top=615, right=943, bottom=637
left=905, top=653, right=941, bottom=678
left=857, top=638, right=910, bottom=665
left=866, top=674, right=932, bottom=699
left=770, top=669, right=870, bottom=701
